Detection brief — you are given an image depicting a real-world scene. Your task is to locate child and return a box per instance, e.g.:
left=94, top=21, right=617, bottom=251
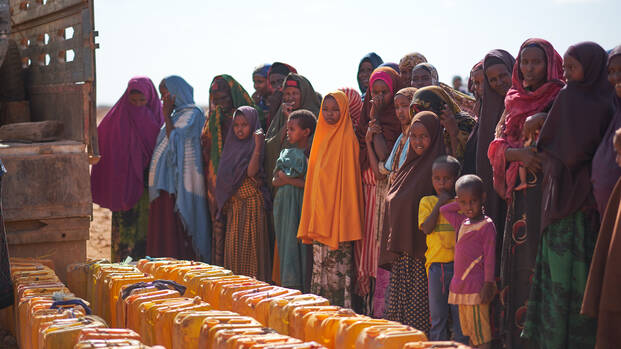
left=418, top=155, right=467, bottom=343
left=297, top=91, right=364, bottom=307
left=251, top=63, right=272, bottom=114
left=272, top=109, right=317, bottom=292
left=441, top=175, right=496, bottom=349
left=215, top=106, right=272, bottom=281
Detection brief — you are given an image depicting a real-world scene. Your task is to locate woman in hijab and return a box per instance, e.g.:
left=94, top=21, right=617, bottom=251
left=365, top=86, right=418, bottom=317
left=462, top=60, right=484, bottom=175
left=91, top=77, right=164, bottom=262
left=358, top=52, right=383, bottom=98
left=487, top=38, right=565, bottom=349
left=267, top=62, right=298, bottom=127
left=354, top=67, right=402, bottom=313
left=297, top=91, right=364, bottom=307
left=252, top=63, right=272, bottom=114
left=398, top=52, right=427, bottom=90
left=201, top=74, right=256, bottom=265
left=411, top=63, right=476, bottom=115
left=410, top=86, right=476, bottom=163
left=383, top=111, right=445, bottom=333
left=591, top=46, right=621, bottom=217
left=216, top=106, right=272, bottom=281
left=148, top=75, right=210, bottom=261
left=264, top=73, right=321, bottom=192
left=523, top=41, right=613, bottom=349
left=338, top=87, right=363, bottom=130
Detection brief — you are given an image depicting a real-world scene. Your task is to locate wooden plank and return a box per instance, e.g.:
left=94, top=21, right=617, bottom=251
left=9, top=0, right=85, bottom=27
left=0, top=120, right=63, bottom=141
left=8, top=239, right=87, bottom=283
left=0, top=101, right=31, bottom=124
left=5, top=216, right=90, bottom=244
left=0, top=140, right=83, bottom=155
left=0, top=149, right=91, bottom=221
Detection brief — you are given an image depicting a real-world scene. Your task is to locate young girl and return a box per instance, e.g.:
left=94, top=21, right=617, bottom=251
left=441, top=175, right=497, bottom=349
left=273, top=110, right=317, bottom=292
left=487, top=38, right=564, bottom=349
left=202, top=75, right=257, bottom=265
left=523, top=41, right=613, bottom=349
left=398, top=52, right=427, bottom=89
left=215, top=106, right=271, bottom=281
left=384, top=111, right=445, bottom=333
left=148, top=75, right=210, bottom=261
left=297, top=91, right=364, bottom=307
left=252, top=63, right=272, bottom=114
left=410, top=63, right=476, bottom=115
left=355, top=67, right=402, bottom=312
left=91, top=77, right=163, bottom=261
left=358, top=52, right=384, bottom=98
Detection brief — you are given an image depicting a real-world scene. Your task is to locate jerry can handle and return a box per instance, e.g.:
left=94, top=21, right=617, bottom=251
left=51, top=299, right=92, bottom=315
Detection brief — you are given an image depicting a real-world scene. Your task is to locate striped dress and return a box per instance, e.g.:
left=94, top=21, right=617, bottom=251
left=354, top=168, right=379, bottom=298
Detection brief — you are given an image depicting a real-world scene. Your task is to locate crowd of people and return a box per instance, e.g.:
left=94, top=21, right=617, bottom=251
left=90, top=38, right=621, bottom=349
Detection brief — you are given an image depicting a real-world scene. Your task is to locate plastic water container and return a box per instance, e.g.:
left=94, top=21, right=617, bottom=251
left=76, top=328, right=142, bottom=343
left=335, top=318, right=401, bottom=349
left=151, top=298, right=211, bottom=349
left=267, top=294, right=330, bottom=335
left=355, top=324, right=427, bottom=349
left=288, top=306, right=341, bottom=340
left=125, top=290, right=182, bottom=333
left=303, top=309, right=362, bottom=347
left=219, top=280, right=269, bottom=311
left=210, top=327, right=275, bottom=349
left=198, top=316, right=263, bottom=349
left=228, top=333, right=301, bottom=349
left=39, top=316, right=107, bottom=349
left=171, top=310, right=239, bottom=349
left=403, top=341, right=473, bottom=349
left=183, top=269, right=233, bottom=298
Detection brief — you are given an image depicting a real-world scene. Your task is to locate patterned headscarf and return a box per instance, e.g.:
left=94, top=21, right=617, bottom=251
left=339, top=87, right=363, bottom=128
left=412, top=63, right=439, bottom=85
left=399, top=52, right=428, bottom=76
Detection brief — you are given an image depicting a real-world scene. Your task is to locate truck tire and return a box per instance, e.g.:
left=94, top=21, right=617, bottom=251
left=0, top=39, right=26, bottom=102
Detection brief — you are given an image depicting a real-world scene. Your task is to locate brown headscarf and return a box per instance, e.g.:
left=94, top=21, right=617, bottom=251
left=382, top=111, right=446, bottom=261
left=356, top=67, right=403, bottom=170
left=537, top=41, right=614, bottom=230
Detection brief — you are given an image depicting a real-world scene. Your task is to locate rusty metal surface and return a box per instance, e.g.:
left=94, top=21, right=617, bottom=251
left=0, top=145, right=91, bottom=221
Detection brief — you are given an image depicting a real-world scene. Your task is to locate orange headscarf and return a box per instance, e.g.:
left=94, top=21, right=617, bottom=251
left=297, top=91, right=364, bottom=250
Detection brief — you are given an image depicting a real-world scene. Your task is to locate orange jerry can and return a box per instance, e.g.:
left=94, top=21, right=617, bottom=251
left=149, top=261, right=192, bottom=279
left=267, top=342, right=328, bottom=349
left=288, top=306, right=341, bottom=340
left=171, top=310, right=239, bottom=349
left=40, top=316, right=107, bottom=349
left=268, top=294, right=330, bottom=335
left=182, top=269, right=233, bottom=298
left=229, top=333, right=302, bottom=349
left=152, top=298, right=211, bottom=349
left=355, top=325, right=428, bottom=349
left=115, top=286, right=159, bottom=329
left=303, top=309, right=363, bottom=347
left=198, top=316, right=263, bottom=348
left=335, top=318, right=402, bottom=349
left=28, top=300, right=90, bottom=349
left=136, top=257, right=176, bottom=272
left=105, top=274, right=155, bottom=327
left=74, top=339, right=145, bottom=348
left=66, top=259, right=108, bottom=300
left=201, top=275, right=254, bottom=307
left=77, top=328, right=142, bottom=342
left=136, top=258, right=182, bottom=275
left=125, top=289, right=181, bottom=332
left=404, top=342, right=473, bottom=349
left=210, top=327, right=275, bottom=349
left=218, top=280, right=269, bottom=311
left=237, top=287, right=301, bottom=323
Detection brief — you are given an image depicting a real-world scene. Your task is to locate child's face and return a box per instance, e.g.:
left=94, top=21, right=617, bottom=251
left=286, top=119, right=308, bottom=146
left=394, top=94, right=411, bottom=127
left=608, top=55, right=621, bottom=98
left=409, top=122, right=431, bottom=156
left=411, top=68, right=433, bottom=89
left=128, top=91, right=147, bottom=107
left=232, top=113, right=252, bottom=140
left=322, top=96, right=341, bottom=125
left=456, top=187, right=485, bottom=220
left=519, top=46, right=547, bottom=90
left=283, top=86, right=302, bottom=110
left=563, top=54, right=585, bottom=83
left=253, top=74, right=269, bottom=96
left=486, top=63, right=512, bottom=97
left=358, top=61, right=374, bottom=90
left=432, top=164, right=457, bottom=196
left=471, top=69, right=485, bottom=98
left=370, top=80, right=392, bottom=106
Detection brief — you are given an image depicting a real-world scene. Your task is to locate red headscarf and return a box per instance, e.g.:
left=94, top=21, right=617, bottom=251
left=488, top=38, right=565, bottom=199
left=339, top=87, right=363, bottom=128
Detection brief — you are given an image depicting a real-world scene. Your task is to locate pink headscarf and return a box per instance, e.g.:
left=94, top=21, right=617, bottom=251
left=91, top=77, right=164, bottom=211
left=368, top=71, right=394, bottom=95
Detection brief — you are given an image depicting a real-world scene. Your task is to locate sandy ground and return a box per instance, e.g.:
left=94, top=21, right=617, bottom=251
left=86, top=107, right=112, bottom=260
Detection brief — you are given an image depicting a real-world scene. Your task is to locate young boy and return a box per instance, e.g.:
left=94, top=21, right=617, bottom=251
left=419, top=155, right=467, bottom=343
left=441, top=174, right=496, bottom=349
left=272, top=109, right=316, bottom=291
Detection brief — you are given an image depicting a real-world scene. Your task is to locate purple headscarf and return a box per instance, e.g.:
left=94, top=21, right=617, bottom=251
left=91, top=77, right=164, bottom=211
left=215, top=106, right=271, bottom=214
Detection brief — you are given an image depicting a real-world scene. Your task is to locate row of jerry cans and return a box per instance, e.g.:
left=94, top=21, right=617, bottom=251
left=133, top=258, right=467, bottom=349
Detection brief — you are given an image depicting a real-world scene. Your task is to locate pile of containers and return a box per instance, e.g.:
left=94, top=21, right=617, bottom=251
left=3, top=256, right=471, bottom=348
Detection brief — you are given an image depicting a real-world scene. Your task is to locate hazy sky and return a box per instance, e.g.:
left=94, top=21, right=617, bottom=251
left=94, top=0, right=619, bottom=106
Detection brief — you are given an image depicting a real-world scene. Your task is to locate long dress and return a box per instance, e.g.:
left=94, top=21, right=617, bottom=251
left=273, top=148, right=309, bottom=291
left=0, top=161, right=12, bottom=309
left=111, top=190, right=149, bottom=261
left=224, top=177, right=271, bottom=281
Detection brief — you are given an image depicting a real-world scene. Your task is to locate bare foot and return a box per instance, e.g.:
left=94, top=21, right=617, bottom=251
left=515, top=182, right=528, bottom=191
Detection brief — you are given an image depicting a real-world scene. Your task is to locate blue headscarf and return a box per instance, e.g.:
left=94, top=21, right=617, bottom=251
left=358, top=52, right=383, bottom=95
left=148, top=75, right=211, bottom=262
left=253, top=64, right=271, bottom=78
left=379, top=62, right=400, bottom=73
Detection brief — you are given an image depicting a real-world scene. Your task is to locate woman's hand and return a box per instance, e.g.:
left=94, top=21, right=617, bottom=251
left=370, top=94, right=385, bottom=120
left=507, top=147, right=543, bottom=171
left=282, top=102, right=294, bottom=119
left=522, top=112, right=546, bottom=142
left=365, top=119, right=382, bottom=143
left=163, top=93, right=176, bottom=119
left=438, top=104, right=458, bottom=138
